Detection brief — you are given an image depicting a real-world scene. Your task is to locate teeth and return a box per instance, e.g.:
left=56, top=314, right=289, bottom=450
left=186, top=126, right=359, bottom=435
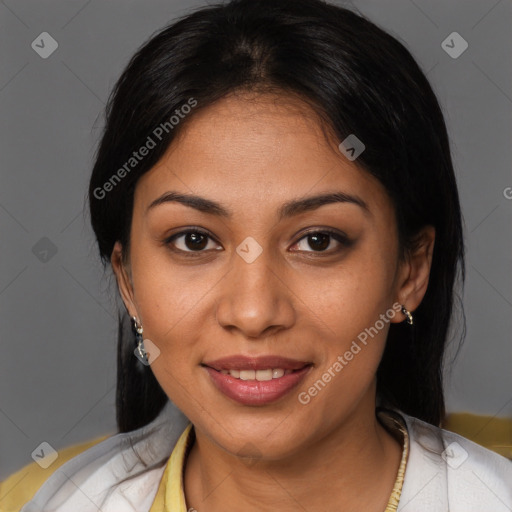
left=255, top=369, right=273, bottom=381
left=221, top=368, right=292, bottom=380
left=239, top=370, right=255, bottom=380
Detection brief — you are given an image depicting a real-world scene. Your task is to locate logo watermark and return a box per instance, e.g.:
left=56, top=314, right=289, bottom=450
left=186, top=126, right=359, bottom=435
left=298, top=302, right=402, bottom=405
left=93, top=97, right=198, bottom=200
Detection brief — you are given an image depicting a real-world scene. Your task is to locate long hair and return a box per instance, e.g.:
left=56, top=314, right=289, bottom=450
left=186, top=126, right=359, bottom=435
left=88, top=0, right=465, bottom=431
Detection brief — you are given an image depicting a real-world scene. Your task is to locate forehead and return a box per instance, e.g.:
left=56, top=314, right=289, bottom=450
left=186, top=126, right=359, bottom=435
left=134, top=92, right=392, bottom=221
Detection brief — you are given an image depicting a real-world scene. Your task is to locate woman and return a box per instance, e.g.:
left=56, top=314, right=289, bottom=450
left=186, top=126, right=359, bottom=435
left=3, top=0, right=511, bottom=510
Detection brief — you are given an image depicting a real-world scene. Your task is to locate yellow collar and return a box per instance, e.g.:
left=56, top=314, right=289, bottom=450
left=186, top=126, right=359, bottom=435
left=149, top=422, right=193, bottom=512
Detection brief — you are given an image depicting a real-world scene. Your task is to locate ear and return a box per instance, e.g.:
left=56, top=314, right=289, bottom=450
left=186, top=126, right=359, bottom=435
left=391, top=225, right=435, bottom=323
left=111, top=241, right=138, bottom=319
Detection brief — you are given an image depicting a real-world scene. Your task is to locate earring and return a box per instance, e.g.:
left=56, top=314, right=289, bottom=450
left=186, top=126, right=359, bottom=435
left=132, top=316, right=148, bottom=363
left=400, top=305, right=414, bottom=325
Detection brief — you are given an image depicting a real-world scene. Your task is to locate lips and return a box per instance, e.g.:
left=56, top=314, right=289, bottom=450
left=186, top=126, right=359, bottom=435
left=202, top=355, right=313, bottom=406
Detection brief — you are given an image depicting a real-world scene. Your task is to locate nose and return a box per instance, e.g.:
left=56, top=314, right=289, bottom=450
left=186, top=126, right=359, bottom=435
left=215, top=248, right=296, bottom=339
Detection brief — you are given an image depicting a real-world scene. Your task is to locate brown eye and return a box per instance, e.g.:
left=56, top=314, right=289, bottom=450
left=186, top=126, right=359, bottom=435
left=182, top=232, right=208, bottom=250
left=306, top=233, right=330, bottom=251
left=292, top=229, right=351, bottom=254
left=165, top=229, right=221, bottom=254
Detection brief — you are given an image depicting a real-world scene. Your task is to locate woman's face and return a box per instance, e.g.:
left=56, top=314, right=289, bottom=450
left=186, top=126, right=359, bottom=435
left=113, top=92, right=431, bottom=460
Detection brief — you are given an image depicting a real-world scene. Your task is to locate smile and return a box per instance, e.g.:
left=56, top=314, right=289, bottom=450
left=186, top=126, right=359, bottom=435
left=202, top=355, right=313, bottom=406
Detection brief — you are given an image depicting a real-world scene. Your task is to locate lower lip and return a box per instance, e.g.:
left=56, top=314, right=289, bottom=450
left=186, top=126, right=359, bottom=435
left=204, top=366, right=312, bottom=406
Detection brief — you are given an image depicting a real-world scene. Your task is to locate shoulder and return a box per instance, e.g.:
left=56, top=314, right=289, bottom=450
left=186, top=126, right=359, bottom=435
left=400, top=412, right=512, bottom=510
left=443, top=411, right=512, bottom=459
left=14, top=401, right=191, bottom=512
left=406, top=412, right=512, bottom=470
left=0, top=435, right=109, bottom=512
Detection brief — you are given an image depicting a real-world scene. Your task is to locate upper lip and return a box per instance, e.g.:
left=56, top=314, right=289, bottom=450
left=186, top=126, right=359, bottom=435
left=203, top=355, right=311, bottom=371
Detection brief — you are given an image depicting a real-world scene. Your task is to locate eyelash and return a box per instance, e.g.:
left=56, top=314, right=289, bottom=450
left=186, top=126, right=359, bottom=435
left=163, top=227, right=352, bottom=257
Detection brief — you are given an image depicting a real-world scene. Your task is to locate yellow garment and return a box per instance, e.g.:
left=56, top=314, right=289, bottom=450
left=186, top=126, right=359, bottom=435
left=150, top=413, right=409, bottom=511
left=149, top=423, right=194, bottom=511
left=443, top=412, right=512, bottom=460
left=0, top=435, right=109, bottom=512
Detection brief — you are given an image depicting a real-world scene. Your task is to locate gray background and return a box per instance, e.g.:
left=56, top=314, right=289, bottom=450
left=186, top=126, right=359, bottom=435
left=0, top=0, right=511, bottom=482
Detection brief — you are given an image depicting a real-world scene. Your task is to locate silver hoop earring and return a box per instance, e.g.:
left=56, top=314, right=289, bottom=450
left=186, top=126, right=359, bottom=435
left=132, top=316, right=148, bottom=362
left=400, top=305, right=414, bottom=325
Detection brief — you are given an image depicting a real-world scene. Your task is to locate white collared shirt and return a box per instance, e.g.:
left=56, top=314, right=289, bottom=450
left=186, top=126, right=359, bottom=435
left=21, top=400, right=512, bottom=511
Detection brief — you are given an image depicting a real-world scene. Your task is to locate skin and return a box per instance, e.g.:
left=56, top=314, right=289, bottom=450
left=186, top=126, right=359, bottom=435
left=111, top=91, right=435, bottom=511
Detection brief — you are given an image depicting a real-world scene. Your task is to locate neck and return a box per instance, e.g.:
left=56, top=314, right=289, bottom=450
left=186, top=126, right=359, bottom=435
left=183, top=396, right=403, bottom=512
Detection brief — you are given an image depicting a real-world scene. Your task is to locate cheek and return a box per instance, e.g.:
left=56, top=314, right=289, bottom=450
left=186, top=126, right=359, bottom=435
left=294, top=247, right=395, bottom=397
left=303, top=312, right=390, bottom=416
left=127, top=255, right=210, bottom=403
left=133, top=269, right=207, bottom=413
left=298, top=250, right=396, bottom=334
left=130, top=246, right=215, bottom=335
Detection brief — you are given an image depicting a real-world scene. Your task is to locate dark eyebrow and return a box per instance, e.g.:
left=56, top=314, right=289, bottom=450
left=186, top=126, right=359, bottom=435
left=278, top=192, right=370, bottom=219
left=147, top=191, right=231, bottom=217
left=146, top=191, right=370, bottom=219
